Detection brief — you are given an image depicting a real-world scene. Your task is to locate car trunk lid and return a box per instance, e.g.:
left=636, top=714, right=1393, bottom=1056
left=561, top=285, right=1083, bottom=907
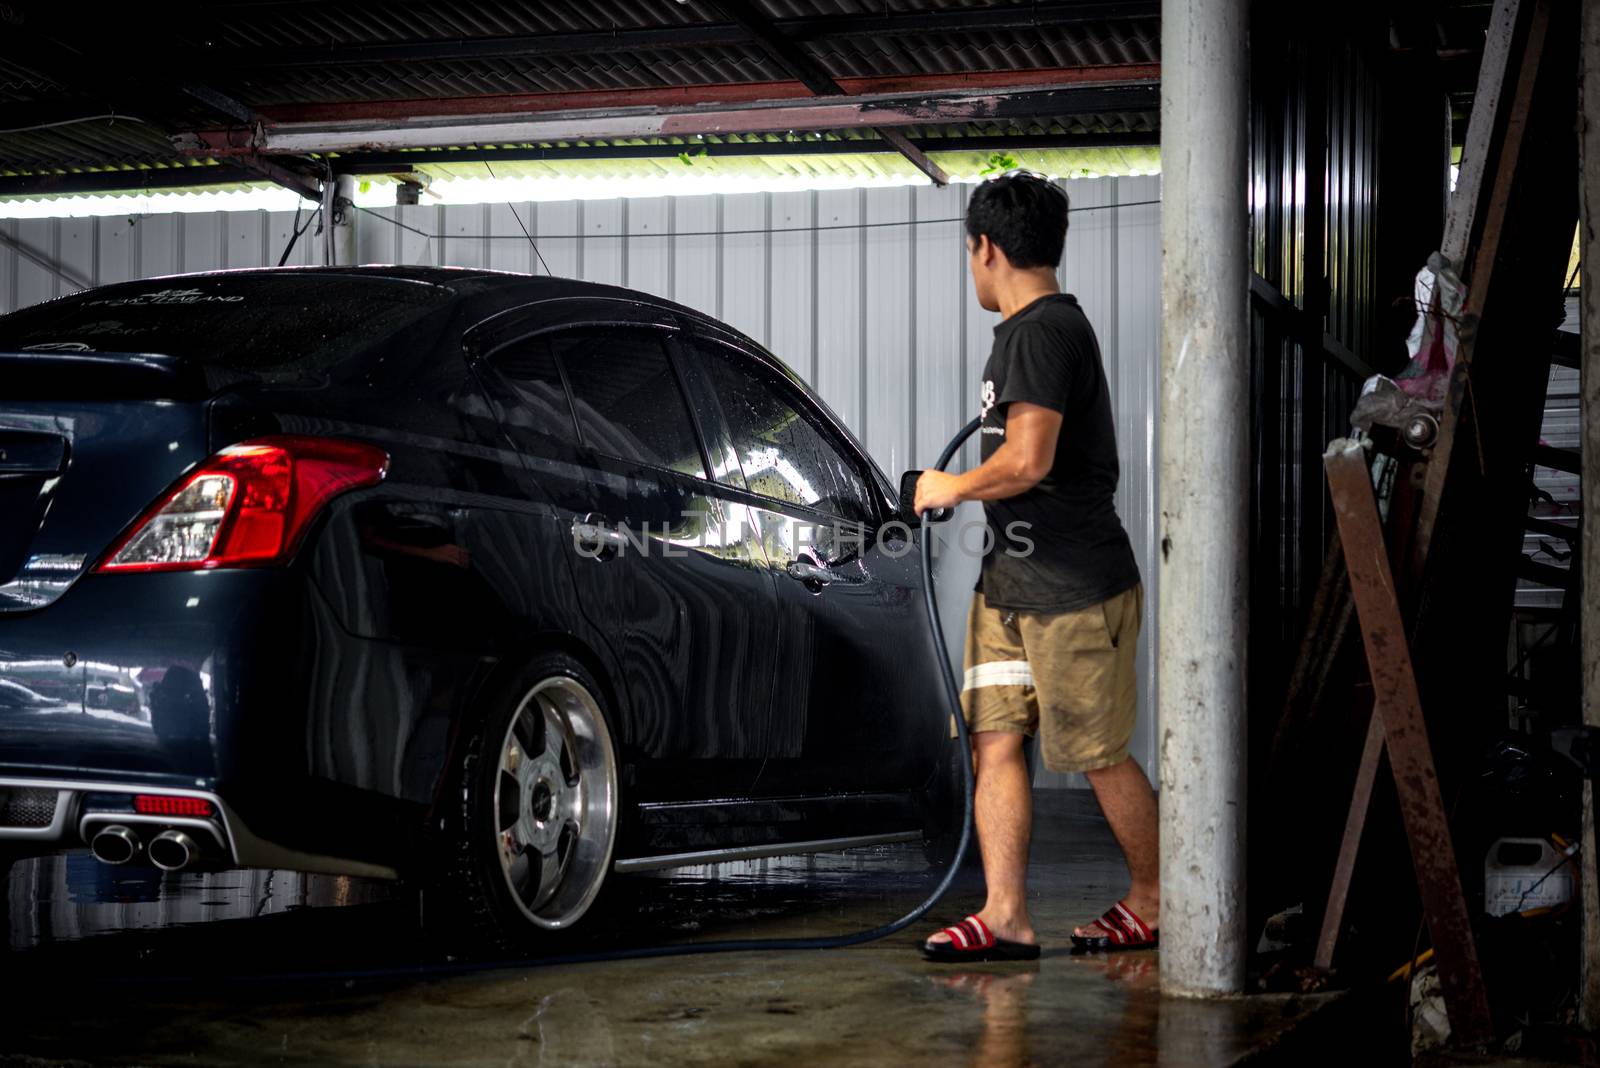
left=0, top=272, right=452, bottom=611
left=0, top=354, right=212, bottom=611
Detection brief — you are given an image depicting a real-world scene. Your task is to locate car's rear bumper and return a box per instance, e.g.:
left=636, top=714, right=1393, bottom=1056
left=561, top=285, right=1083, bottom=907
left=0, top=568, right=416, bottom=877
left=0, top=774, right=398, bottom=877
left=1, top=565, right=486, bottom=876
left=0, top=569, right=291, bottom=784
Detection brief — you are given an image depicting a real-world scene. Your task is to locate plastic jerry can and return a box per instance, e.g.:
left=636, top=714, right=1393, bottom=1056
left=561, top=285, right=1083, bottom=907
left=1483, top=837, right=1576, bottom=917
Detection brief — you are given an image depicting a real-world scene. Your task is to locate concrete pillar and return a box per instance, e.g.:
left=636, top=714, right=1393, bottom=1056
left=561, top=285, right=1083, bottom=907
left=1579, top=0, right=1600, bottom=1031
left=1157, top=0, right=1251, bottom=998
left=323, top=174, right=358, bottom=266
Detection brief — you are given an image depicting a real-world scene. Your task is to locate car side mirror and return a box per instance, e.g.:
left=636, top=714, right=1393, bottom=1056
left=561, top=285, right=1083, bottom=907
left=898, top=470, right=953, bottom=525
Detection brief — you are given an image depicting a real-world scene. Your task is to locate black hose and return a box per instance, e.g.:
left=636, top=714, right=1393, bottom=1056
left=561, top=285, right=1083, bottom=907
left=122, top=417, right=985, bottom=985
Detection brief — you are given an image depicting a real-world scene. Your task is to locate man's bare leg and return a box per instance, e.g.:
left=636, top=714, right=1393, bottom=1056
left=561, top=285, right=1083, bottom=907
left=926, top=731, right=1037, bottom=946
left=1077, top=756, right=1160, bottom=934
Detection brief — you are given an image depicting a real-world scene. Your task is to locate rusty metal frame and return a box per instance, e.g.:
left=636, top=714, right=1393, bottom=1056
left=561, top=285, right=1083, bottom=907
left=1320, top=438, right=1494, bottom=1045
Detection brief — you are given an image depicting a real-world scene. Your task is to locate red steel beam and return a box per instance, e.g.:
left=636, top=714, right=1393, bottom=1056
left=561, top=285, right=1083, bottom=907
left=247, top=66, right=1160, bottom=126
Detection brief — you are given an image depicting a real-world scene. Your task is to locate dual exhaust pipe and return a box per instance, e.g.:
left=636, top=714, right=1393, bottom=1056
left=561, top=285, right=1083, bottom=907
left=89, top=825, right=201, bottom=871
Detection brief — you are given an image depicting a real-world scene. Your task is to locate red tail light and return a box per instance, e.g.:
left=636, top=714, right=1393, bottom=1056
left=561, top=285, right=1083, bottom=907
left=134, top=794, right=215, bottom=818
left=99, top=436, right=389, bottom=573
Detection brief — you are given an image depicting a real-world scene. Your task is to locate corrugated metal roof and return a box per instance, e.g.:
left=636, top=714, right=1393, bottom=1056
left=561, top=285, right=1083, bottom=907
left=1, top=145, right=1161, bottom=211
left=1, top=0, right=1159, bottom=193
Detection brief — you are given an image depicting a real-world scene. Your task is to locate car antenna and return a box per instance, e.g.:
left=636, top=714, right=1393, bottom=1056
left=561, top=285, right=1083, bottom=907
left=483, top=160, right=553, bottom=276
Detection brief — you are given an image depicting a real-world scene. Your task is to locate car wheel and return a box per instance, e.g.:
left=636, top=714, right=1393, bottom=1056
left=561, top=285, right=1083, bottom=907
left=433, top=653, right=620, bottom=952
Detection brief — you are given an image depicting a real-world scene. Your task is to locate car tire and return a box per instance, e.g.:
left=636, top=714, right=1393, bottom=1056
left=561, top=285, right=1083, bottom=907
left=430, top=652, right=621, bottom=954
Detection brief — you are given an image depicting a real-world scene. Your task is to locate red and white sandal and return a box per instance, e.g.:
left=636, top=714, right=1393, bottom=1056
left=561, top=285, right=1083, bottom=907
left=922, top=915, right=1041, bottom=963
left=1070, top=900, right=1159, bottom=952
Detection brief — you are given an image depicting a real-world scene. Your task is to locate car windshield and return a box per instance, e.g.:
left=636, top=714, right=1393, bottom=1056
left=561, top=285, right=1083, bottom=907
left=0, top=274, right=450, bottom=373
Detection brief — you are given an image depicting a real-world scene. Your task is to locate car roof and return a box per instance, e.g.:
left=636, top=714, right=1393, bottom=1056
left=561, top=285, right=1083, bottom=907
left=167, top=264, right=672, bottom=302
left=147, top=264, right=718, bottom=325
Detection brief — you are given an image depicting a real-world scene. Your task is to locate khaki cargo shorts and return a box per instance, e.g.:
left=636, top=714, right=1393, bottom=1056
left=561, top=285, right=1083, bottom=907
left=959, top=584, right=1143, bottom=773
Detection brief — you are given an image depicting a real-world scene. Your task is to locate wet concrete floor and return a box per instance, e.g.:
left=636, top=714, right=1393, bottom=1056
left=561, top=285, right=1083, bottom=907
left=1, top=791, right=1330, bottom=1066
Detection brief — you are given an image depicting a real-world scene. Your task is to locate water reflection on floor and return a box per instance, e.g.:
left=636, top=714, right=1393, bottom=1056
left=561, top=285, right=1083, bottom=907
left=2, top=792, right=1331, bottom=1067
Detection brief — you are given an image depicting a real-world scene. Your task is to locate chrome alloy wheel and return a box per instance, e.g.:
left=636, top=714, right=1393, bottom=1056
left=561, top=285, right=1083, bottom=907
left=492, top=675, right=618, bottom=929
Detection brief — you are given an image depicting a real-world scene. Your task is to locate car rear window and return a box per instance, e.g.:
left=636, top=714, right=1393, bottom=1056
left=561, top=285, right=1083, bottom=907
left=0, top=274, right=450, bottom=373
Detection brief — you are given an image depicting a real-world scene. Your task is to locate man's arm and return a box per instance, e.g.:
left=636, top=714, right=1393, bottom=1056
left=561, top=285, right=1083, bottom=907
left=914, top=402, right=1062, bottom=513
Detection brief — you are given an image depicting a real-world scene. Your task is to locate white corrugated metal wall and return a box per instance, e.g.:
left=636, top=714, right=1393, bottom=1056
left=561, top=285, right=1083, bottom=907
left=0, top=175, right=1163, bottom=785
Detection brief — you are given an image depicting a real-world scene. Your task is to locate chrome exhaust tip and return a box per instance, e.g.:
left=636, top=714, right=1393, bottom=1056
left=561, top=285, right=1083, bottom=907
left=90, top=824, right=140, bottom=865
left=147, top=829, right=200, bottom=872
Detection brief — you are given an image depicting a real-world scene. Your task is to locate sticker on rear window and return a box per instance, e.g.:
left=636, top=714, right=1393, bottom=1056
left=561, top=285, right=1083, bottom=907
left=86, top=288, right=245, bottom=307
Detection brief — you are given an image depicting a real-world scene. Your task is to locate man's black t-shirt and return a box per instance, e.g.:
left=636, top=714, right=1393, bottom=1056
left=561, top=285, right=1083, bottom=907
left=975, top=293, right=1140, bottom=613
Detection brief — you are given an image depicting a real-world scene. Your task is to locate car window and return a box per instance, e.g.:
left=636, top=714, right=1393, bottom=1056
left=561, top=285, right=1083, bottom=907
left=0, top=274, right=448, bottom=374
left=556, top=328, right=706, bottom=479
left=484, top=336, right=580, bottom=448
left=687, top=338, right=876, bottom=524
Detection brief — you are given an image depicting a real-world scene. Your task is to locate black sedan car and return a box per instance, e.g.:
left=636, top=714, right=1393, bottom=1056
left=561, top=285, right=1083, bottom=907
left=0, top=267, right=952, bottom=947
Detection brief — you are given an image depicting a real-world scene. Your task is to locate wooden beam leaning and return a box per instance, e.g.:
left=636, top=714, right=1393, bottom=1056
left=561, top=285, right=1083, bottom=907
left=1323, top=439, right=1494, bottom=1046
left=1411, top=0, right=1569, bottom=573
left=1577, top=0, right=1600, bottom=1029
left=1313, top=712, right=1384, bottom=971
left=1440, top=0, right=1527, bottom=268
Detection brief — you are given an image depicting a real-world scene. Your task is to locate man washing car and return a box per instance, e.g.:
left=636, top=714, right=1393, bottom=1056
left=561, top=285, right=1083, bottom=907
left=917, top=172, right=1158, bottom=961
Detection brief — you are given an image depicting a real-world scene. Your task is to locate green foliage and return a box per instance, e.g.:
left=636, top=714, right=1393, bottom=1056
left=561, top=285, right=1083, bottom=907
left=979, top=151, right=1019, bottom=175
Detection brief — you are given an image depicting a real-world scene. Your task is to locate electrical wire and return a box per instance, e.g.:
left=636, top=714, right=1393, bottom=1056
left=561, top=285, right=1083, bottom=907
left=482, top=161, right=554, bottom=276
left=356, top=198, right=1162, bottom=244
left=0, top=113, right=154, bottom=135
left=1510, top=842, right=1579, bottom=914
left=121, top=418, right=984, bottom=986
left=276, top=203, right=322, bottom=267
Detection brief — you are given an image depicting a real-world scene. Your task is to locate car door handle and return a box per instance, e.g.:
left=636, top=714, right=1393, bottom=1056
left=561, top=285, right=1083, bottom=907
left=571, top=519, right=628, bottom=557
left=786, top=560, right=833, bottom=587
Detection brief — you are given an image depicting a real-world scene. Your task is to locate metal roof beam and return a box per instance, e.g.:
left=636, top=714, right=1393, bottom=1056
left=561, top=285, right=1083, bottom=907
left=234, top=155, right=323, bottom=202
left=0, top=132, right=1158, bottom=195
left=861, top=128, right=950, bottom=186
left=712, top=2, right=949, bottom=185
left=179, top=83, right=1159, bottom=157
left=717, top=3, right=843, bottom=98
left=248, top=66, right=1160, bottom=126
left=324, top=131, right=1157, bottom=172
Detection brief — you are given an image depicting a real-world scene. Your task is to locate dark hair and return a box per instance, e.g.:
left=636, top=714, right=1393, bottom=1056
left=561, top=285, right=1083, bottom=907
left=964, top=172, right=1070, bottom=269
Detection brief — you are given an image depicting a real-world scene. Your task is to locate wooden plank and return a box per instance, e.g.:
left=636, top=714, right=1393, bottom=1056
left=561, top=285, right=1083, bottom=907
left=1323, top=438, right=1493, bottom=1044
left=1578, top=0, right=1600, bottom=1029
left=1314, top=712, right=1384, bottom=970
left=1402, top=0, right=1578, bottom=849
left=1412, top=0, right=1552, bottom=569
left=1442, top=0, right=1525, bottom=266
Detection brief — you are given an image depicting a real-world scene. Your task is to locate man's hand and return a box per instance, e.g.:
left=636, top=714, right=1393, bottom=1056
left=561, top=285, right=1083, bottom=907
left=915, top=469, right=964, bottom=515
